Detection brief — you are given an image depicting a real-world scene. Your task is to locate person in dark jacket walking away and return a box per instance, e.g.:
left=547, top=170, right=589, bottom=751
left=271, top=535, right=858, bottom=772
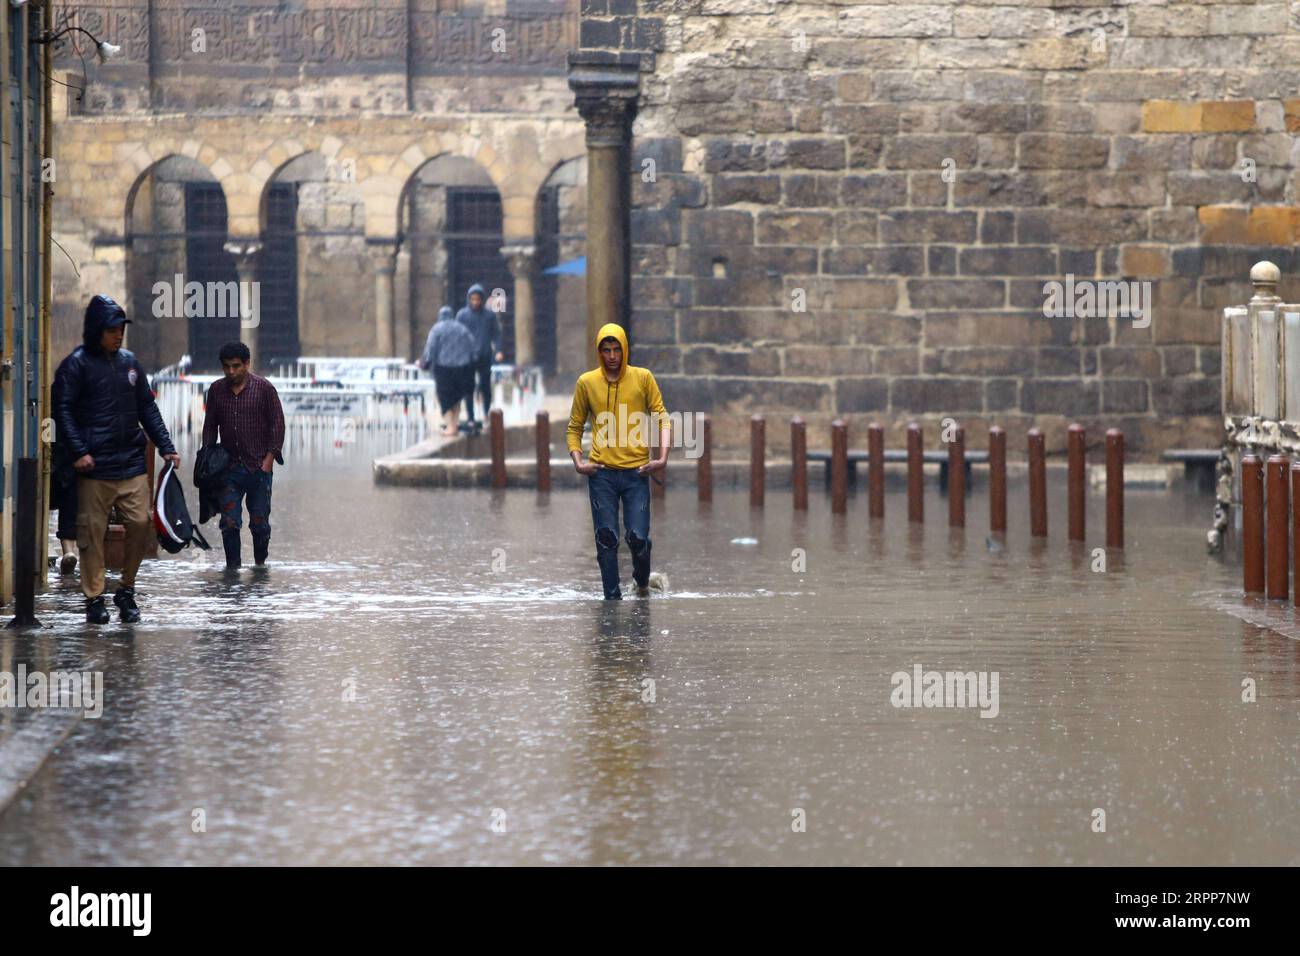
left=53, top=295, right=180, bottom=623
left=202, top=341, right=286, bottom=569
left=419, top=305, right=478, bottom=437
left=455, top=283, right=503, bottom=431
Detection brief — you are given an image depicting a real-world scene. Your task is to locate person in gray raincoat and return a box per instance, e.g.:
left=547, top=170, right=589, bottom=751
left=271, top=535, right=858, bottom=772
left=420, top=305, right=478, bottom=437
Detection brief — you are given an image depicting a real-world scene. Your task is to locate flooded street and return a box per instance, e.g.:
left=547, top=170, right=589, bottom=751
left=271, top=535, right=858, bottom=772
left=2, top=441, right=1297, bottom=866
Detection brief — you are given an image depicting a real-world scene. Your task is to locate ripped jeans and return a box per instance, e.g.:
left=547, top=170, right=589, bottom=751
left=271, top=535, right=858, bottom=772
left=218, top=462, right=273, bottom=561
left=587, top=466, right=651, bottom=600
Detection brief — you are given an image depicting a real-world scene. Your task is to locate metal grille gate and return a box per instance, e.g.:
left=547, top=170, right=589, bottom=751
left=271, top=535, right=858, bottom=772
left=447, top=187, right=513, bottom=361
left=184, top=182, right=239, bottom=370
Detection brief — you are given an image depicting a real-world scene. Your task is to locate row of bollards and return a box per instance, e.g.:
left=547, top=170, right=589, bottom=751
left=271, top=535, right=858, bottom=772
left=1239, top=452, right=1300, bottom=604
left=772, top=417, right=1124, bottom=546
left=491, top=411, right=1124, bottom=549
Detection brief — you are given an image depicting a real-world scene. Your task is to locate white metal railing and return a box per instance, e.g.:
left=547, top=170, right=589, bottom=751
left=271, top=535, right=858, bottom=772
left=151, top=356, right=546, bottom=444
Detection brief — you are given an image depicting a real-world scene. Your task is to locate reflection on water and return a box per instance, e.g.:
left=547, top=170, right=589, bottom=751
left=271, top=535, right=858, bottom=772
left=3, top=457, right=1298, bottom=865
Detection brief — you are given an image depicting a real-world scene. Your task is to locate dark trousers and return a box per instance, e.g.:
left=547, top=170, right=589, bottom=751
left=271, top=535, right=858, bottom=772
left=587, top=466, right=651, bottom=600
left=467, top=357, right=492, bottom=421
left=219, top=463, right=273, bottom=561
left=53, top=476, right=78, bottom=541
left=433, top=364, right=475, bottom=415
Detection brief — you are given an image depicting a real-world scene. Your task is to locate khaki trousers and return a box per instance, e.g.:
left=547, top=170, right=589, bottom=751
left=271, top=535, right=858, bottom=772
left=77, top=474, right=152, bottom=599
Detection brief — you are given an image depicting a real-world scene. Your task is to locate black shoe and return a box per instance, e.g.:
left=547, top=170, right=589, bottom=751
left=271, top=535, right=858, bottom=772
left=254, top=542, right=269, bottom=566
left=85, top=595, right=110, bottom=624
left=114, top=587, right=141, bottom=623
left=459, top=420, right=475, bottom=434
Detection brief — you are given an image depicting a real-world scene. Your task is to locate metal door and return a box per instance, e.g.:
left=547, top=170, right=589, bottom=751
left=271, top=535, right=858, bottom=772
left=447, top=187, right=514, bottom=361
left=184, top=182, right=239, bottom=371
left=259, top=181, right=301, bottom=365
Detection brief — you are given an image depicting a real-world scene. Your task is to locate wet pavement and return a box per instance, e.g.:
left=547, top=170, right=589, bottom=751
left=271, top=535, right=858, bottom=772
left=1, top=438, right=1297, bottom=865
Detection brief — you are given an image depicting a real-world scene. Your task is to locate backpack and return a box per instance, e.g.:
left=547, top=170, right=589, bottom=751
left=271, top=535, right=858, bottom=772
left=154, top=462, right=211, bottom=553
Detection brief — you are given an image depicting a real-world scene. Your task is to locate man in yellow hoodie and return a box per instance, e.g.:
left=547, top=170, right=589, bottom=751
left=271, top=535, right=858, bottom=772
left=568, top=323, right=671, bottom=599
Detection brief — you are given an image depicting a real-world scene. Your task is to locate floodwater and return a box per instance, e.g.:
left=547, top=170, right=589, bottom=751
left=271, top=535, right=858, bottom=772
left=1, top=438, right=1297, bottom=866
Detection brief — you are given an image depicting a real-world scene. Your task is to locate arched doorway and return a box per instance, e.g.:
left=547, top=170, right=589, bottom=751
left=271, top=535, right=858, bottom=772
left=257, top=151, right=370, bottom=360
left=536, top=156, right=587, bottom=380
left=400, top=155, right=512, bottom=362
left=125, top=156, right=235, bottom=371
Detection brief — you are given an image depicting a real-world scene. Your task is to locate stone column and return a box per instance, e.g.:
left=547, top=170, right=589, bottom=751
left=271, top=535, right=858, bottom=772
left=501, top=243, right=537, bottom=367
left=368, top=239, right=400, bottom=357
left=395, top=244, right=413, bottom=361
left=224, top=240, right=263, bottom=368
left=568, top=52, right=640, bottom=351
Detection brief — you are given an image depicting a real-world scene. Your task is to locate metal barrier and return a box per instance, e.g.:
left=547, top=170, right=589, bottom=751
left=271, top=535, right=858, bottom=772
left=151, top=356, right=546, bottom=442
left=1214, top=261, right=1298, bottom=555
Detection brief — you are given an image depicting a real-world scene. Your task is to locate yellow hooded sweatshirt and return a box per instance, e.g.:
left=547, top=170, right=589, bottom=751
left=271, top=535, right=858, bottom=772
left=567, top=323, right=671, bottom=469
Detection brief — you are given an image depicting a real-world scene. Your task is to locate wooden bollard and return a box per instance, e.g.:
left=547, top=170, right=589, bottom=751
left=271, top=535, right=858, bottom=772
left=1267, top=455, right=1289, bottom=600
left=1067, top=423, right=1085, bottom=542
left=536, top=410, right=551, bottom=492
left=831, top=419, right=848, bottom=514
left=1028, top=428, right=1046, bottom=537
left=1241, top=453, right=1263, bottom=593
left=868, top=422, right=884, bottom=519
left=948, top=425, right=965, bottom=527
left=490, top=408, right=506, bottom=489
left=907, top=422, right=923, bottom=523
left=1292, top=463, right=1300, bottom=606
left=698, top=415, right=712, bottom=503
left=791, top=417, right=807, bottom=511
left=1106, top=429, right=1124, bottom=549
left=989, top=426, right=1007, bottom=533
left=750, top=415, right=765, bottom=508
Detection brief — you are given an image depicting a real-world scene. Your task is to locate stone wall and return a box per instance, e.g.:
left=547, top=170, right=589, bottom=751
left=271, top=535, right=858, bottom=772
left=62, top=0, right=578, bottom=114
left=581, top=0, right=1300, bottom=456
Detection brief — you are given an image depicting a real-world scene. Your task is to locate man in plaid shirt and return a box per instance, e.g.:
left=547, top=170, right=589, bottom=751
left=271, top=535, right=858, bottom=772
left=202, top=341, right=286, bottom=569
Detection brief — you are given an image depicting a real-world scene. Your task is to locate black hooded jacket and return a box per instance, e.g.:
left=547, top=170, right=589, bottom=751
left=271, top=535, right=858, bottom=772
left=53, top=296, right=176, bottom=481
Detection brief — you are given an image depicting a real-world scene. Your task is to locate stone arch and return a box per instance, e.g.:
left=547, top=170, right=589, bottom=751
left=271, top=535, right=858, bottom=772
left=396, top=147, right=511, bottom=361
left=123, top=148, right=227, bottom=239
left=252, top=146, right=371, bottom=362
left=534, top=155, right=588, bottom=379
left=123, top=153, right=238, bottom=370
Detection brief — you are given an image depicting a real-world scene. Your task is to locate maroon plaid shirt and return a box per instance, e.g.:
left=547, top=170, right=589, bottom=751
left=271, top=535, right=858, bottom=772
left=202, top=373, right=286, bottom=473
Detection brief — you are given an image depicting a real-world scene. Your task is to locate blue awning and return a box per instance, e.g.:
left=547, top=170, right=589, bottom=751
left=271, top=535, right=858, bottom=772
left=543, top=256, right=586, bottom=276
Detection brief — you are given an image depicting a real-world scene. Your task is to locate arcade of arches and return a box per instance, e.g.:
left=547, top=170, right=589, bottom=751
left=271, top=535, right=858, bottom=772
left=53, top=113, right=588, bottom=378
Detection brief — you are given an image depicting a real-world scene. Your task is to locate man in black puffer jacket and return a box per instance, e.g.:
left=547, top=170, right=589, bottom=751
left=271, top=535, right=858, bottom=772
left=53, top=295, right=180, bottom=624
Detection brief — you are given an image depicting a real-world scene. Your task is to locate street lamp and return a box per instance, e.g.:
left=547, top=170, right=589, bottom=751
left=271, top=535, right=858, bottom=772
left=34, top=24, right=122, bottom=61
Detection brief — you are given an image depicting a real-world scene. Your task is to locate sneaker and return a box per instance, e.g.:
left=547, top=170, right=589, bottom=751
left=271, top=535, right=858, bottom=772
left=459, top=420, right=475, bottom=434
left=85, top=595, right=110, bottom=624
left=113, top=586, right=141, bottom=624
left=59, top=552, right=78, bottom=575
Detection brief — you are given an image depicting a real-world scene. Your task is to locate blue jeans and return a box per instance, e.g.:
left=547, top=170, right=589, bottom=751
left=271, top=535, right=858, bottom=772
left=219, top=463, right=273, bottom=554
left=588, top=466, right=651, bottom=600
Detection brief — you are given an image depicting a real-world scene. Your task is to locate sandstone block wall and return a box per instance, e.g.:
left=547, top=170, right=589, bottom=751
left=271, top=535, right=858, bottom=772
left=583, top=0, right=1299, bottom=456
